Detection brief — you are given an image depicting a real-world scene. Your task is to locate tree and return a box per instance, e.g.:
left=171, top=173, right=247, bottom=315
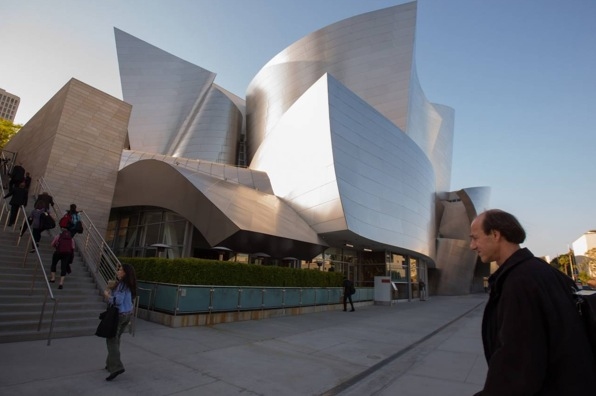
left=550, top=254, right=571, bottom=276
left=585, top=248, right=596, bottom=279
left=0, top=119, right=22, bottom=149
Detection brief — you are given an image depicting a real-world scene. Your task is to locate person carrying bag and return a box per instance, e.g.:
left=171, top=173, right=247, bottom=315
left=100, top=264, right=137, bottom=382
left=95, top=304, right=119, bottom=338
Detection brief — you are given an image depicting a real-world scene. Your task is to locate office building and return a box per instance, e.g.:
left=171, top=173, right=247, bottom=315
left=0, top=88, right=20, bottom=122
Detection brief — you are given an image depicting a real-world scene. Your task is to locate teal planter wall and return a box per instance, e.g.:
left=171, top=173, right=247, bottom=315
left=137, top=281, right=373, bottom=315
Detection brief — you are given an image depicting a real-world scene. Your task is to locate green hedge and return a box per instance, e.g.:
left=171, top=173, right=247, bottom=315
left=120, top=257, right=344, bottom=288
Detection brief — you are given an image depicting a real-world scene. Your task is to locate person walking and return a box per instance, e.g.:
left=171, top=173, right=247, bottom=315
left=418, top=279, right=426, bottom=301
left=34, top=192, right=55, bottom=212
left=4, top=181, right=28, bottom=226
left=59, top=204, right=82, bottom=237
left=28, top=201, right=45, bottom=252
left=469, top=209, right=596, bottom=395
left=103, top=263, right=137, bottom=381
left=7, top=163, right=25, bottom=193
left=342, top=277, right=355, bottom=312
left=49, top=227, right=74, bottom=289
left=24, top=172, right=32, bottom=190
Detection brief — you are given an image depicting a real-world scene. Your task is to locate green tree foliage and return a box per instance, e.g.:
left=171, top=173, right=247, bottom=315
left=550, top=254, right=571, bottom=276
left=578, top=271, right=591, bottom=284
left=0, top=119, right=21, bottom=149
left=584, top=248, right=596, bottom=280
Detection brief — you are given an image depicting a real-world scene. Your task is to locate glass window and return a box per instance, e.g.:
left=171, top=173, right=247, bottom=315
left=389, top=254, right=407, bottom=282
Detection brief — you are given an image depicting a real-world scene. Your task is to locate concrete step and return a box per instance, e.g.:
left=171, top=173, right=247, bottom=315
left=0, top=322, right=102, bottom=343
left=0, top=222, right=105, bottom=343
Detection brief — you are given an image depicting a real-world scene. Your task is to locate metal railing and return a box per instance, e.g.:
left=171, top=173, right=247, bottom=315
left=33, top=178, right=121, bottom=291
left=1, top=169, right=128, bottom=343
left=0, top=178, right=58, bottom=345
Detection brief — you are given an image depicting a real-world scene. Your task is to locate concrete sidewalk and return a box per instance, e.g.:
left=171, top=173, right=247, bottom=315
left=0, top=294, right=488, bottom=396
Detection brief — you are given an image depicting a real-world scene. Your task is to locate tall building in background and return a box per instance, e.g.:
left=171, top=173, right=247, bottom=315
left=3, top=1, right=491, bottom=296
left=0, top=88, right=20, bottom=122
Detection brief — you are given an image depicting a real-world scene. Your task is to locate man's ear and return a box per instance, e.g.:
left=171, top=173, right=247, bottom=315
left=491, top=229, right=501, bottom=240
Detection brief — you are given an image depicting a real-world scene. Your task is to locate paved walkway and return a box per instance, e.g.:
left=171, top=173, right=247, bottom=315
left=0, top=294, right=488, bottom=396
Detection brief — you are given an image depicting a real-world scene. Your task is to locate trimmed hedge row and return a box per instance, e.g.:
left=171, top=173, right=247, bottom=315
left=120, top=257, right=344, bottom=288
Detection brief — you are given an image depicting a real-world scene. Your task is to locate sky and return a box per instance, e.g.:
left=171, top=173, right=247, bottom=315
left=1, top=0, right=595, bottom=260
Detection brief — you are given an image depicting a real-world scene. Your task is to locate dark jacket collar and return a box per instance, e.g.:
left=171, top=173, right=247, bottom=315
left=488, top=247, right=534, bottom=292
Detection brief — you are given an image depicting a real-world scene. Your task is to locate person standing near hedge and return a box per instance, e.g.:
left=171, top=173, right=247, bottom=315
left=343, top=276, right=355, bottom=312
left=103, top=263, right=137, bottom=381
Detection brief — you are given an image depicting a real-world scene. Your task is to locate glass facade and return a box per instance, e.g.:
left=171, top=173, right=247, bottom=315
left=107, top=206, right=189, bottom=258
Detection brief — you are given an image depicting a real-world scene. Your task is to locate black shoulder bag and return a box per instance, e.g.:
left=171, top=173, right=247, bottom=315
left=95, top=304, right=119, bottom=338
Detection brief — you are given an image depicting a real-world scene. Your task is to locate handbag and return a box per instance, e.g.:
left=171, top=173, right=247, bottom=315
left=95, top=304, right=119, bottom=338
left=41, top=212, right=56, bottom=230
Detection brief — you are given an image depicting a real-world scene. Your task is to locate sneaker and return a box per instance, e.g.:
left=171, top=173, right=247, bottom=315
left=58, top=285, right=63, bottom=289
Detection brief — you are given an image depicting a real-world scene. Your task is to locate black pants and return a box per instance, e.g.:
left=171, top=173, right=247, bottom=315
left=8, top=205, right=19, bottom=226
left=343, top=294, right=354, bottom=311
left=51, top=252, right=73, bottom=276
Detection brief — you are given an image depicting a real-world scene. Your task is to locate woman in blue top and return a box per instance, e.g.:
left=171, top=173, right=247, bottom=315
left=103, top=263, right=137, bottom=381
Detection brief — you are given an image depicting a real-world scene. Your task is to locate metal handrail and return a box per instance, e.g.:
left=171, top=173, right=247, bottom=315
left=35, top=177, right=121, bottom=291
left=18, top=206, right=59, bottom=346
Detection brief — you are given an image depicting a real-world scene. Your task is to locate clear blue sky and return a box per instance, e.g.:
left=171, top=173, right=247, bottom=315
left=1, top=0, right=595, bottom=260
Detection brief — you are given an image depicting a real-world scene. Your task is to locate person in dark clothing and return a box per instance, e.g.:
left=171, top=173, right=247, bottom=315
left=50, top=228, right=75, bottom=289
left=29, top=201, right=45, bottom=252
left=8, top=164, right=25, bottom=193
left=24, top=172, right=32, bottom=190
left=65, top=203, right=82, bottom=237
left=470, top=209, right=596, bottom=395
left=418, top=279, right=426, bottom=300
left=34, top=192, right=55, bottom=212
left=4, top=181, right=28, bottom=226
left=342, top=277, right=355, bottom=312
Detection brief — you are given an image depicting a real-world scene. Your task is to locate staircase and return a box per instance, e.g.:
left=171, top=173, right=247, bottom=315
left=0, top=226, right=105, bottom=343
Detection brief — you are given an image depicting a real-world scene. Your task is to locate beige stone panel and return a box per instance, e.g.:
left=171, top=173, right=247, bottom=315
left=4, top=78, right=131, bottom=237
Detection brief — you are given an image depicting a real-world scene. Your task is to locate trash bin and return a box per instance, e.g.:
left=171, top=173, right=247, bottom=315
left=374, top=276, right=396, bottom=305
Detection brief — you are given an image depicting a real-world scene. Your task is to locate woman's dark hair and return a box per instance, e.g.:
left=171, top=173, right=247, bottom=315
left=481, top=209, right=526, bottom=244
left=120, top=263, right=137, bottom=299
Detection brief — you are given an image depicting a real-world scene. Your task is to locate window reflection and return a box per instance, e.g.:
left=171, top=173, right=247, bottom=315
left=108, top=206, right=187, bottom=258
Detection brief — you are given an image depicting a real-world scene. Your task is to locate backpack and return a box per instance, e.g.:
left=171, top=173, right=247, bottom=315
left=55, top=231, right=73, bottom=254
left=59, top=212, right=72, bottom=228
left=573, top=290, right=596, bottom=358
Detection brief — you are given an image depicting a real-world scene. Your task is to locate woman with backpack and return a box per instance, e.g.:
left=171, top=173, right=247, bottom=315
left=59, top=203, right=83, bottom=237
left=49, top=227, right=74, bottom=289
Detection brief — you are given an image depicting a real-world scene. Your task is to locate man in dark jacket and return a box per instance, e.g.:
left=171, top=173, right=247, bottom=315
left=8, top=164, right=25, bottom=193
left=342, top=277, right=355, bottom=312
left=4, top=181, right=28, bottom=226
left=470, top=209, right=595, bottom=395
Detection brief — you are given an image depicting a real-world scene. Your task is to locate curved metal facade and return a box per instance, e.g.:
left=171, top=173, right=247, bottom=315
left=6, top=3, right=492, bottom=295
left=246, top=3, right=417, bottom=164
left=251, top=74, right=435, bottom=256
left=435, top=187, right=491, bottom=294
left=114, top=155, right=326, bottom=259
left=115, top=28, right=243, bottom=164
